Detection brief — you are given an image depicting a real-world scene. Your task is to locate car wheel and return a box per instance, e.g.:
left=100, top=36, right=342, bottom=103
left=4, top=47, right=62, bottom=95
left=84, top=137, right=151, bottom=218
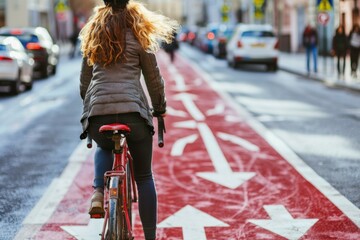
left=25, top=81, right=33, bottom=91
left=267, top=63, right=278, bottom=72
left=41, top=65, right=49, bottom=78
left=51, top=65, right=57, bottom=75
left=10, top=71, right=22, bottom=95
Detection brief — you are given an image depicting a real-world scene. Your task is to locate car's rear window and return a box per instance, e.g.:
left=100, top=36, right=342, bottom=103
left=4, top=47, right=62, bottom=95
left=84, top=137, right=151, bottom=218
left=241, top=31, right=274, bottom=38
left=0, top=33, right=39, bottom=48
left=0, top=44, right=7, bottom=51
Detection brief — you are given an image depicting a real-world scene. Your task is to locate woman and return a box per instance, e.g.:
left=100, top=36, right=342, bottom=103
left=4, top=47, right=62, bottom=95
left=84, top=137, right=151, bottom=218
left=79, top=1, right=178, bottom=239
left=332, top=25, right=348, bottom=77
left=348, top=23, right=360, bottom=77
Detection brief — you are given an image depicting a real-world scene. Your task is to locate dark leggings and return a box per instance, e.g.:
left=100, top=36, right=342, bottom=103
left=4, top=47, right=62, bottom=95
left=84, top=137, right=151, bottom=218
left=88, top=113, right=157, bottom=240
left=336, top=54, right=346, bottom=75
left=350, top=47, right=360, bottom=73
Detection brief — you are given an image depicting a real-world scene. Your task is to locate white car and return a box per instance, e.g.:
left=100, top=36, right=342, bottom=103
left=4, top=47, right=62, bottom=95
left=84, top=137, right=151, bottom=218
left=226, top=24, right=279, bottom=71
left=0, top=36, right=34, bottom=94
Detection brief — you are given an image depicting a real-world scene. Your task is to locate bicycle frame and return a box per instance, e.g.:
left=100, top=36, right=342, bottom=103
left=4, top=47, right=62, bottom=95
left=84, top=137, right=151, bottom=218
left=83, top=116, right=165, bottom=239
left=100, top=132, right=137, bottom=240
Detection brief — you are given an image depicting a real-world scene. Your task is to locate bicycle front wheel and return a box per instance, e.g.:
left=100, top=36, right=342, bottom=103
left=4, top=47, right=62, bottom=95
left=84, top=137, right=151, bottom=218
left=107, top=176, right=124, bottom=240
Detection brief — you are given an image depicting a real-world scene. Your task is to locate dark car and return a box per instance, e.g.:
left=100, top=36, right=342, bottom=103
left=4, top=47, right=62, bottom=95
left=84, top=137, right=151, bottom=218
left=0, top=27, right=60, bottom=78
left=212, top=25, right=234, bottom=58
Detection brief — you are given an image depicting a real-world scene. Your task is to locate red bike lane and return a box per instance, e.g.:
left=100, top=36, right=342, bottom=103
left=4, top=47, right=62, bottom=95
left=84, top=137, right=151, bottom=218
left=16, top=51, right=360, bottom=240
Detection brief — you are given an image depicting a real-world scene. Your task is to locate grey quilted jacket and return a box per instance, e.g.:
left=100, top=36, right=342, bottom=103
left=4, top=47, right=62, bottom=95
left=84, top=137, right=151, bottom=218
left=80, top=30, right=166, bottom=133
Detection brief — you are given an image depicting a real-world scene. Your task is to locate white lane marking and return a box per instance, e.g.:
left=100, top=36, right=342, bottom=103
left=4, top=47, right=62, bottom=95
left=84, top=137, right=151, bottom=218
left=173, top=93, right=205, bottom=121
left=23, top=141, right=90, bottom=225
left=171, top=134, right=198, bottom=156
left=158, top=205, right=229, bottom=240
left=188, top=56, right=360, bottom=228
left=206, top=103, right=225, bottom=116
left=217, top=132, right=260, bottom=152
left=62, top=219, right=103, bottom=240
left=247, top=205, right=318, bottom=240
left=14, top=141, right=92, bottom=239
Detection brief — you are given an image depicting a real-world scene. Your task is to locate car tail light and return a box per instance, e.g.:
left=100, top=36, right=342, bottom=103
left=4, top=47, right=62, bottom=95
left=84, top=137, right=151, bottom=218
left=0, top=56, right=13, bottom=61
left=237, top=41, right=243, bottom=48
left=26, top=42, right=43, bottom=50
left=207, top=32, right=215, bottom=40
left=188, top=32, right=196, bottom=40
left=274, top=40, right=279, bottom=49
left=10, top=29, right=23, bottom=35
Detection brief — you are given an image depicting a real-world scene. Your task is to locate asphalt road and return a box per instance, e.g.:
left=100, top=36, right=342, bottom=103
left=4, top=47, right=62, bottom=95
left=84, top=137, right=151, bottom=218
left=0, top=56, right=84, bottom=239
left=0, top=45, right=359, bottom=239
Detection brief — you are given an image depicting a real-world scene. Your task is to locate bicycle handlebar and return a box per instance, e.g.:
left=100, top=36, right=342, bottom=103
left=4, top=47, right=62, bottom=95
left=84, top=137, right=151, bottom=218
left=81, top=115, right=165, bottom=149
left=87, top=134, right=93, bottom=149
left=157, top=116, right=166, bottom=148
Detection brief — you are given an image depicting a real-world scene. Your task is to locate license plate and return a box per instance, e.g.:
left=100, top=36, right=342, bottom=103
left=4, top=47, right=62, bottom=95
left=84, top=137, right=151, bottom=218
left=251, top=43, right=266, bottom=48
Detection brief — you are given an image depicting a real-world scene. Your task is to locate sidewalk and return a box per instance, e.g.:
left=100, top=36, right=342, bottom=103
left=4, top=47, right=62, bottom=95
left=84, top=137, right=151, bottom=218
left=278, top=52, right=360, bottom=92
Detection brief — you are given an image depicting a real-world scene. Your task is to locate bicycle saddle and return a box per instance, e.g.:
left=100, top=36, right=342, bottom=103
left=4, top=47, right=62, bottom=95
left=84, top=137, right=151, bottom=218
left=99, top=123, right=131, bottom=133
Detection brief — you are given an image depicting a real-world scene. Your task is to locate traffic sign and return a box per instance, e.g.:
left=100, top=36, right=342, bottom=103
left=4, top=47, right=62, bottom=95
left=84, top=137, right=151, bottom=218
left=318, top=12, right=330, bottom=25
left=317, top=0, right=333, bottom=11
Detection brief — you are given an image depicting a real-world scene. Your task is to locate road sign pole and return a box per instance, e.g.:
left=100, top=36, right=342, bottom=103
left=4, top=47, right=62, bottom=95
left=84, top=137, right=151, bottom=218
left=323, top=25, right=327, bottom=74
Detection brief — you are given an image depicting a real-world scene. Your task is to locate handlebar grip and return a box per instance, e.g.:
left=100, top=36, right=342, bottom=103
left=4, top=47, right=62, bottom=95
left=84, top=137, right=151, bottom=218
left=87, top=134, right=92, bottom=149
left=157, top=116, right=165, bottom=148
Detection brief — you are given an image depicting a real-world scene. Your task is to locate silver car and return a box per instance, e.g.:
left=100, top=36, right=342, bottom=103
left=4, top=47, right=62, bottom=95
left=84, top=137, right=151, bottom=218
left=0, top=36, right=34, bottom=94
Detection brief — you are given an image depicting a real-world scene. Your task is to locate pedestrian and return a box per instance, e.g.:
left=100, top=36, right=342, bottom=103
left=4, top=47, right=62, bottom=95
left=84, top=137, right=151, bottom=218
left=348, top=23, right=360, bottom=78
left=162, top=32, right=179, bottom=62
left=69, top=29, right=79, bottom=59
left=331, top=25, right=348, bottom=78
left=69, top=15, right=80, bottom=59
left=302, top=23, right=318, bottom=73
left=78, top=1, right=178, bottom=239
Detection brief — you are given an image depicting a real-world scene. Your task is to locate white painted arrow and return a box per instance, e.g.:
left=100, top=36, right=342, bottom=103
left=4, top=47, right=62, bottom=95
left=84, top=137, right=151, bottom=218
left=217, top=132, right=260, bottom=152
left=171, top=134, right=198, bottom=156
left=173, top=120, right=198, bottom=129
left=158, top=205, right=228, bottom=240
left=206, top=103, right=225, bottom=116
left=61, top=219, right=104, bottom=240
left=169, top=65, right=187, bottom=91
left=167, top=106, right=188, bottom=117
left=173, top=93, right=205, bottom=121
left=247, top=205, right=318, bottom=240
left=196, top=123, right=256, bottom=189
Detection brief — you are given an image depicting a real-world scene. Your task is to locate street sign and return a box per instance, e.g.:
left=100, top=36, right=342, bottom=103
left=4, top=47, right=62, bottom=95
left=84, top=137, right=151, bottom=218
left=318, top=12, right=330, bottom=25
left=317, top=0, right=333, bottom=11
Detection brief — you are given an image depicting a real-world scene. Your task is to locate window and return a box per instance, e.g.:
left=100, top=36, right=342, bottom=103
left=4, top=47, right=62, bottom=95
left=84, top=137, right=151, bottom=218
left=241, top=31, right=275, bottom=38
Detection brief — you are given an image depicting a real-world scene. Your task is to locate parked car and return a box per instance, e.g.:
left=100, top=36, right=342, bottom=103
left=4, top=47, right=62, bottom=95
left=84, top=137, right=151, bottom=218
left=195, top=24, right=219, bottom=54
left=212, top=24, right=234, bottom=58
left=0, top=27, right=60, bottom=78
left=183, top=25, right=198, bottom=45
left=0, top=36, right=34, bottom=94
left=226, top=24, right=279, bottom=71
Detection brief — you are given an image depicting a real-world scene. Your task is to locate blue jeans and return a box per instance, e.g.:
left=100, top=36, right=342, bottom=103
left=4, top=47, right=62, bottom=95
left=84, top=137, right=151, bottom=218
left=88, top=113, right=157, bottom=239
left=306, top=46, right=318, bottom=73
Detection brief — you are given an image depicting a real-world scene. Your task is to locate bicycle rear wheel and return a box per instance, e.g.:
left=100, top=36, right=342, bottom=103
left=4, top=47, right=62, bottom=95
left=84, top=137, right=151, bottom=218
left=107, top=176, right=124, bottom=240
left=124, top=164, right=132, bottom=238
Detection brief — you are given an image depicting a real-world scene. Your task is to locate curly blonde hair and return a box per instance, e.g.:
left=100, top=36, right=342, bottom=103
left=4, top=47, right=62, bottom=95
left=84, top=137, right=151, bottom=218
left=79, top=1, right=179, bottom=67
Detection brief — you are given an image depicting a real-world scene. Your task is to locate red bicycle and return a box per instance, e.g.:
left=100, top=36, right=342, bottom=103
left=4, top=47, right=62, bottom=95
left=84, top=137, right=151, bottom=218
left=84, top=116, right=165, bottom=240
